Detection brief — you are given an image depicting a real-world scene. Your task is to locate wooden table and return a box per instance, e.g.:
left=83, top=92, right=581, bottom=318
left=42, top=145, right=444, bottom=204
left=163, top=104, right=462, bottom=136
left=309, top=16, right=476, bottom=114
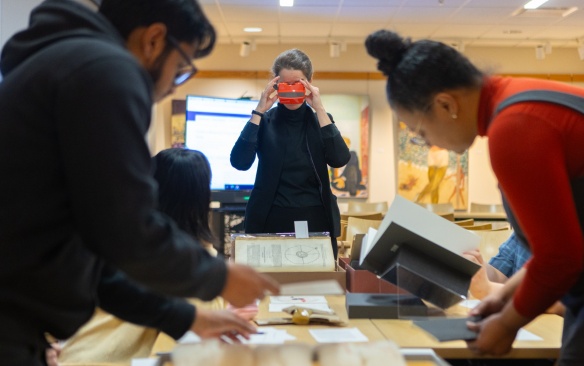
left=258, top=296, right=563, bottom=360
left=256, top=294, right=386, bottom=343
left=256, top=295, right=447, bottom=365
left=371, top=312, right=562, bottom=360
left=453, top=212, right=508, bottom=221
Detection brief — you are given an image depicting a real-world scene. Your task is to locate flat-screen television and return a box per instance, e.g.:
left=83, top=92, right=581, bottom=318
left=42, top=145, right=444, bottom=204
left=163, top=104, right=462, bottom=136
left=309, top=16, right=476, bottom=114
left=185, top=95, right=259, bottom=204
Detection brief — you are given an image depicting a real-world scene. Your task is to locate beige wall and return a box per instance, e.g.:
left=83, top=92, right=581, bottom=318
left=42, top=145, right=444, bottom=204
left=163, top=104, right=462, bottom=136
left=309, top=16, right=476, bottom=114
left=151, top=43, right=584, bottom=209
left=2, top=3, right=583, bottom=209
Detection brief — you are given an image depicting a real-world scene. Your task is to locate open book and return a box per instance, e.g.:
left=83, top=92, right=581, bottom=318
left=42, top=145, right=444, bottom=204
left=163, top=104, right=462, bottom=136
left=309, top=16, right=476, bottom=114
left=233, top=236, right=335, bottom=272
left=359, top=195, right=481, bottom=309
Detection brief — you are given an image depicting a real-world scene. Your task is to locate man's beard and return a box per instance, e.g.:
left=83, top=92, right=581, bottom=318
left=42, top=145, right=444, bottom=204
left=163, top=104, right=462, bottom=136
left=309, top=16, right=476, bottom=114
left=147, top=55, right=165, bottom=86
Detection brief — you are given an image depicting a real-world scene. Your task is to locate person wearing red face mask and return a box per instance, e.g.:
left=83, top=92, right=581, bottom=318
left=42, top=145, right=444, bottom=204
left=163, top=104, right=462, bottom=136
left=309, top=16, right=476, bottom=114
left=230, top=48, right=350, bottom=259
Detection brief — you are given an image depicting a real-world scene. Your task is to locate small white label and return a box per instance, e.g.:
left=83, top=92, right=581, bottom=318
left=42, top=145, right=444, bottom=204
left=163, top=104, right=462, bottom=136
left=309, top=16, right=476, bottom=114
left=294, top=220, right=309, bottom=238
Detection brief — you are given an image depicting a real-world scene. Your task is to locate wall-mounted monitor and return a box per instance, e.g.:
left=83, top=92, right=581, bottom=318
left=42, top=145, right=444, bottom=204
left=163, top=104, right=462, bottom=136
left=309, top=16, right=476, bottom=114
left=185, top=95, right=259, bottom=204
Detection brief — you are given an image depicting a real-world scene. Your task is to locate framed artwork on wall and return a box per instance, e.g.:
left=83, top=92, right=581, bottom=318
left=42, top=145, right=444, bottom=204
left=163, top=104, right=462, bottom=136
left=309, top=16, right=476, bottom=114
left=397, top=122, right=468, bottom=210
left=322, top=94, right=370, bottom=199
left=171, top=99, right=186, bottom=148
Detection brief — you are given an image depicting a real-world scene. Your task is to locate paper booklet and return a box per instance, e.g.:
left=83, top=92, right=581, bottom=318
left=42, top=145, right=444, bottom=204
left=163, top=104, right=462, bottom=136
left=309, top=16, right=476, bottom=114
left=233, top=236, right=335, bottom=272
left=359, top=195, right=481, bottom=279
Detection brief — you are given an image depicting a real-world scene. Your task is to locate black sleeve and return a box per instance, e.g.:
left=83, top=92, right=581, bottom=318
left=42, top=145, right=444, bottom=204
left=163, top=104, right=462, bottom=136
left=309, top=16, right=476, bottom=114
left=97, top=264, right=195, bottom=340
left=55, top=54, right=226, bottom=300
left=230, top=121, right=260, bottom=170
left=320, top=114, right=351, bottom=168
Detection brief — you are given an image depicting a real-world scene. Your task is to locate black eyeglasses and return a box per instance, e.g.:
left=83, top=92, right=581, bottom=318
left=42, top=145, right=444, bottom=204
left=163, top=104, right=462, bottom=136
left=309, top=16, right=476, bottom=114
left=166, top=35, right=198, bottom=86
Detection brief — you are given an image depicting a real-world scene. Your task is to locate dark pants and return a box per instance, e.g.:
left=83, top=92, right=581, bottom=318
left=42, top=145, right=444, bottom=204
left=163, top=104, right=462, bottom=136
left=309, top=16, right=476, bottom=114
left=264, top=204, right=338, bottom=258
left=559, top=297, right=584, bottom=365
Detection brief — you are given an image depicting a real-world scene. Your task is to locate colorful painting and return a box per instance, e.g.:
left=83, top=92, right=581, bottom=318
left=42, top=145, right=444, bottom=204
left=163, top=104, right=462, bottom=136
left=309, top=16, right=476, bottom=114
left=170, top=99, right=186, bottom=148
left=397, top=122, right=468, bottom=210
left=322, top=94, right=370, bottom=198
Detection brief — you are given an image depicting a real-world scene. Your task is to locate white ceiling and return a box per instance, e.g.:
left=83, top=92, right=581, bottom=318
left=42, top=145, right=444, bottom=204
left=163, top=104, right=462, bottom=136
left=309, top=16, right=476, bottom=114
left=200, top=0, right=584, bottom=49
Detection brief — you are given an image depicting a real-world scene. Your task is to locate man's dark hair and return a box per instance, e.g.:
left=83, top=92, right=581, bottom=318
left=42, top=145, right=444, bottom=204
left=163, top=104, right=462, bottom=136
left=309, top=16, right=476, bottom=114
left=99, top=0, right=215, bottom=58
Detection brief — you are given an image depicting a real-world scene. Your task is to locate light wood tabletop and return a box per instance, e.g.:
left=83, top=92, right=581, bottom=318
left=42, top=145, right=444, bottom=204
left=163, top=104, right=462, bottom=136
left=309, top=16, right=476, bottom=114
left=371, top=310, right=563, bottom=360
left=257, top=295, right=563, bottom=360
left=453, top=212, right=508, bottom=220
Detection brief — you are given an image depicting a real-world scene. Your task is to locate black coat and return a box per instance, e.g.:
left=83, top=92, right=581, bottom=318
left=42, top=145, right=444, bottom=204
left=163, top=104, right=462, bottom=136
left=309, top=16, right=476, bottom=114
left=230, top=104, right=350, bottom=237
left=0, top=0, right=224, bottom=341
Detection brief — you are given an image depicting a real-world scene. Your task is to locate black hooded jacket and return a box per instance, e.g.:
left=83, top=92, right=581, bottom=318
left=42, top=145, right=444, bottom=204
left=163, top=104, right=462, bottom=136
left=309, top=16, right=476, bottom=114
left=0, top=0, right=226, bottom=342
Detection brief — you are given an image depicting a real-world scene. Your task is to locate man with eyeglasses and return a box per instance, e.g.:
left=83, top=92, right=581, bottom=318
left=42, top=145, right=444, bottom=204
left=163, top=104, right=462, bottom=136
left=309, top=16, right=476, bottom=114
left=0, top=0, right=279, bottom=364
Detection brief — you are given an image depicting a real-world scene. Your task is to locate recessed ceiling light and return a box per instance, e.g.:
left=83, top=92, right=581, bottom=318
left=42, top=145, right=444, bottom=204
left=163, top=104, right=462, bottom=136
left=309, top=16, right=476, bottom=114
left=524, top=0, right=548, bottom=9
left=244, top=27, right=263, bottom=33
left=280, top=0, right=293, bottom=7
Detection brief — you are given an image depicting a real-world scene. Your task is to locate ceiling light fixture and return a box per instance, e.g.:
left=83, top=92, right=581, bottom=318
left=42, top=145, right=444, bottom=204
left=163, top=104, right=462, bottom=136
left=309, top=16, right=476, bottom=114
left=240, top=41, right=251, bottom=57
left=578, top=46, right=584, bottom=61
left=524, top=0, right=548, bottom=9
left=243, top=27, right=262, bottom=33
left=329, top=42, right=341, bottom=58
left=578, top=39, right=584, bottom=61
left=280, top=0, right=293, bottom=6
left=535, top=45, right=545, bottom=60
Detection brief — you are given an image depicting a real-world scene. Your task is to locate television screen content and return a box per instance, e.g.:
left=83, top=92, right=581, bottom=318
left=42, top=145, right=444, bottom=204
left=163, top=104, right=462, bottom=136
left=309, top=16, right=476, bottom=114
left=185, top=95, right=259, bottom=198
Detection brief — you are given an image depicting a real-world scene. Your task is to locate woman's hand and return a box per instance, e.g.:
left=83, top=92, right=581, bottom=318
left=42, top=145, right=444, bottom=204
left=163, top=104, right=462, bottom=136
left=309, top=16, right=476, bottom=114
left=298, top=79, right=332, bottom=127
left=466, top=312, right=518, bottom=356
left=256, top=76, right=280, bottom=113
left=298, top=79, right=322, bottom=110
left=469, top=291, right=506, bottom=318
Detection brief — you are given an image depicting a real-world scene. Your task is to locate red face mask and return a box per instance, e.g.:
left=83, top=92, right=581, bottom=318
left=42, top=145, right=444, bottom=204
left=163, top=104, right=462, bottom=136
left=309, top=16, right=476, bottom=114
left=275, top=82, right=306, bottom=104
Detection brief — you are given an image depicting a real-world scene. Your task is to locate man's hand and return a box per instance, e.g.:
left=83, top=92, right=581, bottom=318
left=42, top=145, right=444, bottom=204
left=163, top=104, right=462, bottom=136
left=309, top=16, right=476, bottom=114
left=221, top=263, right=280, bottom=307
left=191, top=308, right=257, bottom=341
left=227, top=302, right=260, bottom=321
left=45, top=343, right=61, bottom=366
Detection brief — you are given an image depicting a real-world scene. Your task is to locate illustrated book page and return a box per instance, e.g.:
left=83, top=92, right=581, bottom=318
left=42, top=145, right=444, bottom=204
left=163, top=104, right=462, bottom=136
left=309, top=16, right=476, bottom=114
left=233, top=236, right=335, bottom=272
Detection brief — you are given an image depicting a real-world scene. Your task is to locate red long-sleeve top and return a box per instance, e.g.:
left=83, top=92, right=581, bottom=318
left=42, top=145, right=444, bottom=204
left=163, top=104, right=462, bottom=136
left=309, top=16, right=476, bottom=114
left=477, top=76, right=584, bottom=319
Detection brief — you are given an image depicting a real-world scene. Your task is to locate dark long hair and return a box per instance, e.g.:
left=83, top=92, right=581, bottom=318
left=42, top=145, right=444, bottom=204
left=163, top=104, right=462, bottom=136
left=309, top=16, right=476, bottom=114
left=153, top=148, right=215, bottom=244
left=99, top=0, right=215, bottom=58
left=365, top=29, right=483, bottom=112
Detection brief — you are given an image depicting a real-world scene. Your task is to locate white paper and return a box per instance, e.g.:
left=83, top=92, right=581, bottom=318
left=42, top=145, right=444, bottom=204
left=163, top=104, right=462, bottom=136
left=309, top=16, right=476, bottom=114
left=294, top=221, right=309, bottom=238
left=233, top=237, right=335, bottom=272
left=269, top=295, right=332, bottom=313
left=459, top=299, right=481, bottom=309
left=268, top=303, right=333, bottom=313
left=241, top=327, right=296, bottom=344
left=359, top=227, right=378, bottom=266
left=279, top=280, right=344, bottom=295
left=309, top=328, right=369, bottom=343
left=516, top=328, right=543, bottom=341
left=270, top=296, right=327, bottom=304
left=378, top=195, right=480, bottom=255
left=177, top=331, right=201, bottom=344
left=131, top=359, right=159, bottom=366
